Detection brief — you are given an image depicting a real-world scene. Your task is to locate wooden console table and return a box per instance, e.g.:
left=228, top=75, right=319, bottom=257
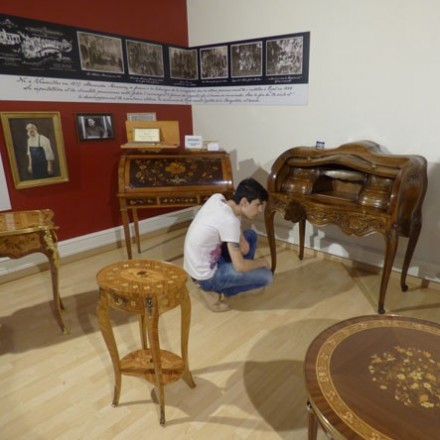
left=0, top=209, right=67, bottom=333
left=304, top=315, right=440, bottom=439
left=265, top=141, right=427, bottom=313
left=118, top=150, right=233, bottom=258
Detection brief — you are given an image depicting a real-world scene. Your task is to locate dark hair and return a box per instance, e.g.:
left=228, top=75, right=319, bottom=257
left=231, top=178, right=268, bottom=204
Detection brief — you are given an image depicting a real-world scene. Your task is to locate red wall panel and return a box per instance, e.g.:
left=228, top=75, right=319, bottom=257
left=0, top=1, right=192, bottom=241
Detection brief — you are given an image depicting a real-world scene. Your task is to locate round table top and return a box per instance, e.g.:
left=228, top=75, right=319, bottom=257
left=96, top=259, right=187, bottom=299
left=304, top=314, right=440, bottom=440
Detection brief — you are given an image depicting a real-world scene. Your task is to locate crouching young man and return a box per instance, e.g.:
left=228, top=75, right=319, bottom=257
left=183, top=178, right=273, bottom=312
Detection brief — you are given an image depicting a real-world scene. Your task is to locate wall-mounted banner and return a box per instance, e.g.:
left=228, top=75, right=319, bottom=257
left=0, top=14, right=309, bottom=105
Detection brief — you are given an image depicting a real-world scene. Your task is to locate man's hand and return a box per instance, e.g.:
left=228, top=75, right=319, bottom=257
left=227, top=241, right=269, bottom=272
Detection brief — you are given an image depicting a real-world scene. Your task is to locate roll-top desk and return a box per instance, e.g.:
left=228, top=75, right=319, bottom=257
left=265, top=141, right=427, bottom=313
left=118, top=151, right=233, bottom=259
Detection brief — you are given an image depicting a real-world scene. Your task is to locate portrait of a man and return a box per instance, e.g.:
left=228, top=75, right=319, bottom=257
left=0, top=112, right=69, bottom=189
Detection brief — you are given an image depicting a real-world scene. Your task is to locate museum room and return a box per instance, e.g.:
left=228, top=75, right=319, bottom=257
left=0, top=1, right=439, bottom=439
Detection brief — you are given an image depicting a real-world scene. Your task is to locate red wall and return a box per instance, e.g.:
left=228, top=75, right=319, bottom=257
left=0, top=1, right=192, bottom=241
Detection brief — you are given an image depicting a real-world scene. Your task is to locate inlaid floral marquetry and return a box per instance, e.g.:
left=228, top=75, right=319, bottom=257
left=130, top=157, right=224, bottom=187
left=369, top=345, right=440, bottom=409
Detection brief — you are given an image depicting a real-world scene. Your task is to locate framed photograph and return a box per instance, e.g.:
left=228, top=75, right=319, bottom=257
left=76, top=113, right=115, bottom=141
left=126, top=40, right=164, bottom=78
left=0, top=111, right=69, bottom=189
left=77, top=31, right=124, bottom=74
left=127, top=112, right=157, bottom=122
left=266, top=36, right=304, bottom=76
left=231, top=41, right=263, bottom=78
left=200, top=45, right=228, bottom=80
left=169, top=47, right=198, bottom=80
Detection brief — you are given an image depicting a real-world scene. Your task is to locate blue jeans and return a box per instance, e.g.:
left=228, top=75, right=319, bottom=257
left=198, top=229, right=273, bottom=297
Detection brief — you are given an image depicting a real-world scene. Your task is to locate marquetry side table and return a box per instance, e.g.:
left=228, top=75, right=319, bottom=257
left=96, top=259, right=196, bottom=425
left=0, top=209, right=67, bottom=333
left=304, top=315, right=440, bottom=440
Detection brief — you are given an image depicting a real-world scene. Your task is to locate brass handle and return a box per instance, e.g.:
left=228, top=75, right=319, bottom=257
left=113, top=295, right=126, bottom=306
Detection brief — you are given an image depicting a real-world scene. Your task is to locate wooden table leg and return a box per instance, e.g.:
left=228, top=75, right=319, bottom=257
left=181, top=287, right=196, bottom=388
left=307, top=400, right=318, bottom=440
left=96, top=291, right=122, bottom=407
left=145, top=295, right=166, bottom=425
left=43, top=229, right=68, bottom=334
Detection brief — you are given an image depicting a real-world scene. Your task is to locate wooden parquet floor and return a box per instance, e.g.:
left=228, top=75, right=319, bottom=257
left=1, top=226, right=439, bottom=439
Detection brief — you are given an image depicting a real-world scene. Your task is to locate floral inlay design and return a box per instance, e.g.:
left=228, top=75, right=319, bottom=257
left=130, top=158, right=223, bottom=187
left=369, top=345, right=440, bottom=409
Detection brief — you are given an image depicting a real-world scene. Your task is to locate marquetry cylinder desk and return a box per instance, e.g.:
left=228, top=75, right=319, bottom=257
left=96, top=259, right=196, bottom=425
left=117, top=150, right=233, bottom=259
left=304, top=315, right=440, bottom=439
left=0, top=209, right=67, bottom=333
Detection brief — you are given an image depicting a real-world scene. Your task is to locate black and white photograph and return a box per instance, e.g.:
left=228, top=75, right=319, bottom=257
left=126, top=40, right=164, bottom=77
left=266, top=36, right=304, bottom=76
left=77, top=31, right=124, bottom=74
left=76, top=113, right=115, bottom=141
left=200, top=45, right=228, bottom=79
left=231, top=41, right=262, bottom=78
left=169, top=47, right=198, bottom=80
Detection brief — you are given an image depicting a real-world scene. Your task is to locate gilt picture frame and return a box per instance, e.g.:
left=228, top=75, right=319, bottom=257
left=0, top=111, right=69, bottom=189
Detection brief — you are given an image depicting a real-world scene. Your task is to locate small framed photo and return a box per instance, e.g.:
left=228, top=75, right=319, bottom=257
left=127, top=112, right=157, bottom=122
left=0, top=111, right=69, bottom=189
left=76, top=113, right=115, bottom=141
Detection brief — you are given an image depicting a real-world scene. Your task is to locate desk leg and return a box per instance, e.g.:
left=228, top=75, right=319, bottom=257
left=264, top=207, right=278, bottom=272
left=298, top=218, right=306, bottom=260
left=43, top=230, right=68, bottom=334
left=120, top=208, right=133, bottom=259
left=379, top=228, right=399, bottom=314
left=132, top=208, right=141, bottom=254
left=400, top=219, right=422, bottom=292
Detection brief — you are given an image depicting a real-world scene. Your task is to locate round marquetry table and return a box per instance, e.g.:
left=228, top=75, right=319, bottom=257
left=96, top=259, right=196, bottom=425
left=304, top=315, right=440, bottom=440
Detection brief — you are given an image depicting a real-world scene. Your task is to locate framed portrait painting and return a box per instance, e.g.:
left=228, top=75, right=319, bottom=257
left=76, top=113, right=115, bottom=141
left=0, top=111, right=69, bottom=189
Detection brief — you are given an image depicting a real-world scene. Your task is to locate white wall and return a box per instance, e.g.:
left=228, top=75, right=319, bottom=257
left=187, top=0, right=440, bottom=282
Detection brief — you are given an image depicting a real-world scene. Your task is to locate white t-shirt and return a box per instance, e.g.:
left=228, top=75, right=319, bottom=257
left=184, top=193, right=240, bottom=280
